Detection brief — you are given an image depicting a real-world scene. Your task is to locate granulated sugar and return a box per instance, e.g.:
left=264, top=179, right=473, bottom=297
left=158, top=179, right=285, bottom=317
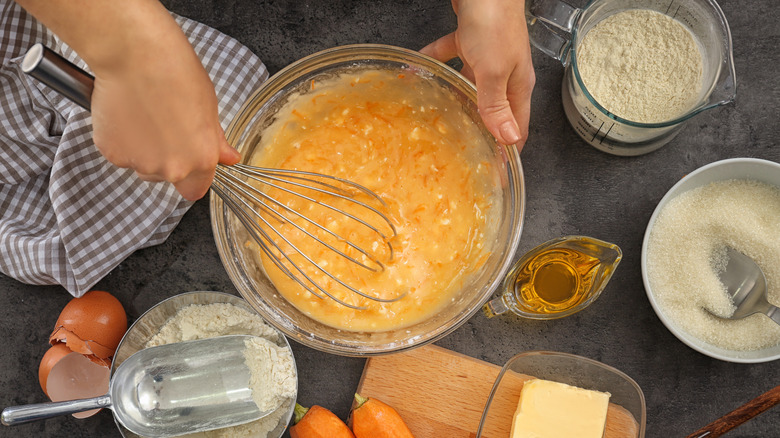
left=146, top=303, right=296, bottom=438
left=646, top=179, right=780, bottom=351
left=577, top=9, right=703, bottom=123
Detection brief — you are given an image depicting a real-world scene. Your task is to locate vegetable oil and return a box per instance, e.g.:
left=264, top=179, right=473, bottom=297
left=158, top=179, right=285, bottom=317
left=483, top=236, right=622, bottom=320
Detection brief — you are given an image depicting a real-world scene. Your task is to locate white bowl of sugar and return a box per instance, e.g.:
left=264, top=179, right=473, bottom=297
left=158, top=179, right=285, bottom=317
left=642, top=158, right=780, bottom=363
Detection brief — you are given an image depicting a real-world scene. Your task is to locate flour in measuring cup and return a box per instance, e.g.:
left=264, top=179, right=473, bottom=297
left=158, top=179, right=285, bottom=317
left=576, top=9, right=703, bottom=123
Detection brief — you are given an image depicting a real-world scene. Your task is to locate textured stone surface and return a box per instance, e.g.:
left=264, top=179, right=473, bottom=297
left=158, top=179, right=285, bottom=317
left=1, top=0, right=779, bottom=437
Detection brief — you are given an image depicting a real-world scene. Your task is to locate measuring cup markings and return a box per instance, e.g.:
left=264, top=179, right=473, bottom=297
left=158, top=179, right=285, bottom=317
left=667, top=3, right=697, bottom=29
left=574, top=107, right=611, bottom=145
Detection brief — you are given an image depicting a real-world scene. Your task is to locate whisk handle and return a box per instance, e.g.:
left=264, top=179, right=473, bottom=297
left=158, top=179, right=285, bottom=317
left=21, top=43, right=94, bottom=110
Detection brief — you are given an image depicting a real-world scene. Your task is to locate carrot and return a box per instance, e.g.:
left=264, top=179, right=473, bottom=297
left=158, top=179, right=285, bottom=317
left=289, top=403, right=355, bottom=438
left=349, top=393, right=415, bottom=438
left=291, top=109, right=307, bottom=120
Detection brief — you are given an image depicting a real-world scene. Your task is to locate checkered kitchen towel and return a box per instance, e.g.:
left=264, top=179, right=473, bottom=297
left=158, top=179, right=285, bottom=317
left=0, top=1, right=268, bottom=297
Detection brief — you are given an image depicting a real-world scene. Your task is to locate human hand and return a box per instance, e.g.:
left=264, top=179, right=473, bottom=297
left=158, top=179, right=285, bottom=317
left=421, top=0, right=535, bottom=150
left=16, top=0, right=239, bottom=201
left=89, top=15, right=239, bottom=201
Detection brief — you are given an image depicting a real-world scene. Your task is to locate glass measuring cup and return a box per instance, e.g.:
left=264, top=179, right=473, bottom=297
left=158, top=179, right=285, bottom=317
left=526, top=0, right=736, bottom=156
left=483, top=236, right=622, bottom=320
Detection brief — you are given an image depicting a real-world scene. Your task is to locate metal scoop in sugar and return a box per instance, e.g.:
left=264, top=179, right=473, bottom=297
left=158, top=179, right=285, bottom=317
left=709, top=247, right=780, bottom=327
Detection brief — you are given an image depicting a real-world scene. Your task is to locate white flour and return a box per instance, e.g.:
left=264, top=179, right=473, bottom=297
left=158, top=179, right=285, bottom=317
left=576, top=9, right=703, bottom=123
left=243, top=336, right=297, bottom=413
left=145, top=303, right=296, bottom=438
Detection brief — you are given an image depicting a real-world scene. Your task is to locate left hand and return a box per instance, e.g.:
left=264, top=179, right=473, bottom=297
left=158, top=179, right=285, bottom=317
left=421, top=0, right=535, bottom=150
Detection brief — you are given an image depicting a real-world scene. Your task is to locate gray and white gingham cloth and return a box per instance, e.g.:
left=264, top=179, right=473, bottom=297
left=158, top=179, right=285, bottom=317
left=0, top=1, right=269, bottom=297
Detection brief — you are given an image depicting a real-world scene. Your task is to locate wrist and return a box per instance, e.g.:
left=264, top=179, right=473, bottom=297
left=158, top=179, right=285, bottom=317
left=79, top=4, right=189, bottom=77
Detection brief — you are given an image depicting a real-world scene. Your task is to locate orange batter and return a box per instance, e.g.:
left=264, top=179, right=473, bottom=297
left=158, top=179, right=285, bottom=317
left=249, top=69, right=497, bottom=331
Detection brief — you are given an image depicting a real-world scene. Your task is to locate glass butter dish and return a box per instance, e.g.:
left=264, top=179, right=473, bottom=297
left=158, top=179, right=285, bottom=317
left=476, top=351, right=646, bottom=438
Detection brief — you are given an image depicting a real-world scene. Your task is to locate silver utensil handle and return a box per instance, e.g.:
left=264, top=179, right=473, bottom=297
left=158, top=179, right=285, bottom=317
left=768, top=305, right=780, bottom=326
left=1, top=395, right=111, bottom=426
left=21, top=43, right=94, bottom=110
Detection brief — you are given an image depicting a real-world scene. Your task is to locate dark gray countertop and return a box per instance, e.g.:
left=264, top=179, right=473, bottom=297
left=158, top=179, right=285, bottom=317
left=1, top=0, right=778, bottom=437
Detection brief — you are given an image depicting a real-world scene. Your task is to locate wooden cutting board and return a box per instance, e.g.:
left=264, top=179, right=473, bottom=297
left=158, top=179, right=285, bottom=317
left=355, top=344, right=639, bottom=438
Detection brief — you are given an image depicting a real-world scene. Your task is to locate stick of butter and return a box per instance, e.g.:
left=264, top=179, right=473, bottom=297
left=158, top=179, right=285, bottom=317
left=511, top=378, right=611, bottom=438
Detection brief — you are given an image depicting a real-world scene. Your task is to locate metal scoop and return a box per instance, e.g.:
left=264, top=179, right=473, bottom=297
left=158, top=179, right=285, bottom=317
left=713, top=247, right=780, bottom=326
left=2, top=335, right=274, bottom=437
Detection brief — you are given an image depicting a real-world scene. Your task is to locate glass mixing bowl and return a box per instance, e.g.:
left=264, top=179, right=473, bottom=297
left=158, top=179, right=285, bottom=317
left=210, top=44, right=525, bottom=356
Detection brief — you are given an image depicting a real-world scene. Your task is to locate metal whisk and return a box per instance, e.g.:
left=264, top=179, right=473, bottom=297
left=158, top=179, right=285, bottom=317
left=23, top=43, right=400, bottom=309
left=212, top=164, right=399, bottom=309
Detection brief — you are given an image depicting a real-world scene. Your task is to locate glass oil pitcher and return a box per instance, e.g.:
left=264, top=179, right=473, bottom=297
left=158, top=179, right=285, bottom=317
left=483, top=236, right=622, bottom=320
left=526, top=0, right=736, bottom=156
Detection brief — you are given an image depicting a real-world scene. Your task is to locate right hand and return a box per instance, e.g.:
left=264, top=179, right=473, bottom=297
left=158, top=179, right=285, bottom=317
left=88, top=17, right=239, bottom=201
left=15, top=0, right=240, bottom=201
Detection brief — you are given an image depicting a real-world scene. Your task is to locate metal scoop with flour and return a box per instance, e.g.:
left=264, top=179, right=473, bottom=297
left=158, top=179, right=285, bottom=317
left=712, top=247, right=780, bottom=326
left=2, top=335, right=274, bottom=437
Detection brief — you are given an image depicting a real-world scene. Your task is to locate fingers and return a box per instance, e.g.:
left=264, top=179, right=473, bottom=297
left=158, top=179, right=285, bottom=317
left=95, top=124, right=228, bottom=201
left=421, top=35, right=524, bottom=146
left=218, top=135, right=241, bottom=166
left=421, top=18, right=534, bottom=148
left=460, top=62, right=475, bottom=84
left=428, top=0, right=535, bottom=149
left=473, top=66, right=523, bottom=146
left=134, top=172, right=165, bottom=183
left=420, top=32, right=459, bottom=62
left=134, top=166, right=212, bottom=201
left=506, top=67, right=535, bottom=153
left=91, top=76, right=230, bottom=201
left=172, top=168, right=216, bottom=201
left=143, top=140, right=224, bottom=201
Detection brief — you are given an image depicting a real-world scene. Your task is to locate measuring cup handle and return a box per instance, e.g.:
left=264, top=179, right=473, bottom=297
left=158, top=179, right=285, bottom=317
left=526, top=0, right=580, bottom=64
left=1, top=395, right=111, bottom=426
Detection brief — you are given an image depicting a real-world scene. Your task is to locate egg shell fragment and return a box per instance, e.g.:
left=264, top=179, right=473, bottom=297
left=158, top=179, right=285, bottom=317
left=38, top=343, right=72, bottom=396
left=49, top=290, right=128, bottom=360
left=49, top=327, right=115, bottom=365
left=46, top=348, right=110, bottom=418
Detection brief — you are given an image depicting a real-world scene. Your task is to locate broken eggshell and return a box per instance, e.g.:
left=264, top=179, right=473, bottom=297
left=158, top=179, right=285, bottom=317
left=38, top=290, right=127, bottom=418
left=38, top=343, right=111, bottom=419
left=48, top=290, right=128, bottom=362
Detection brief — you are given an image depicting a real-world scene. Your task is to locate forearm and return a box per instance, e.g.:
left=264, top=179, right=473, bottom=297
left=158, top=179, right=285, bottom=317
left=14, top=0, right=189, bottom=75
